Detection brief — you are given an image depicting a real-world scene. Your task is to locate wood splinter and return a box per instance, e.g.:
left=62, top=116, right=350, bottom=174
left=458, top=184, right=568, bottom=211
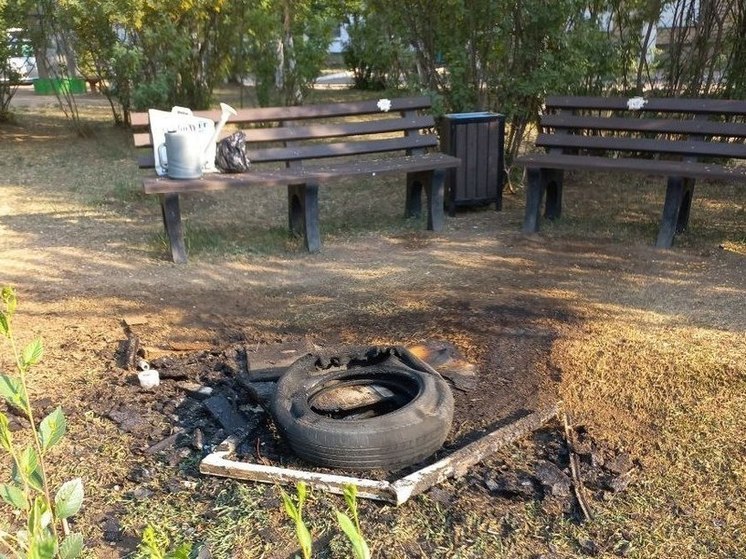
left=562, top=410, right=594, bottom=521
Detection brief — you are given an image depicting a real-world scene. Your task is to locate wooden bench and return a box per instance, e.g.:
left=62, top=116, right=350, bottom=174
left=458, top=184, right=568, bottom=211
left=515, top=96, right=746, bottom=247
left=131, top=96, right=460, bottom=263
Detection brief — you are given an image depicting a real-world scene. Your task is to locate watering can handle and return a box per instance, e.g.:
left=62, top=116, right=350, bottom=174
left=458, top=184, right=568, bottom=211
left=171, top=106, right=193, bottom=116
left=157, top=143, right=168, bottom=171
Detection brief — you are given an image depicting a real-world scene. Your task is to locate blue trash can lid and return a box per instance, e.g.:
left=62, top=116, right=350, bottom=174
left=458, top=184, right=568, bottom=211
left=444, top=112, right=503, bottom=123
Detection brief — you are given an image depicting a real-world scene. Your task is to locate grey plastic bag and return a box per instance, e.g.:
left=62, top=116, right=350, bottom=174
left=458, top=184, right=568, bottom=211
left=215, top=131, right=250, bottom=173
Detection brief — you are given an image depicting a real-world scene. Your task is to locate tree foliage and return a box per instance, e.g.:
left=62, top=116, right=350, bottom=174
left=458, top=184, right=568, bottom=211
left=3, top=0, right=743, bottom=162
left=342, top=5, right=412, bottom=90
left=232, top=0, right=342, bottom=106
left=0, top=0, right=32, bottom=120
left=360, top=0, right=743, bottom=162
left=369, top=0, right=619, bottom=160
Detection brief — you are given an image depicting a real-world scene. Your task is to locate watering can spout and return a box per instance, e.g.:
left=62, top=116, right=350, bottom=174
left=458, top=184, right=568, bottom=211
left=204, top=102, right=238, bottom=157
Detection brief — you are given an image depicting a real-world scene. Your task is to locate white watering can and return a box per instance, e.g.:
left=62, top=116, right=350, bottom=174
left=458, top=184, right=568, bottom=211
left=159, top=102, right=237, bottom=179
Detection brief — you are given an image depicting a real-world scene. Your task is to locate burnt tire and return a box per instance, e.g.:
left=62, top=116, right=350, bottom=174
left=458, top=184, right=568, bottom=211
left=270, top=346, right=454, bottom=471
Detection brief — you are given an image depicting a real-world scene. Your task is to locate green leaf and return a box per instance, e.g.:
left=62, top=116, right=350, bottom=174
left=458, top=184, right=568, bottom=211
left=27, top=467, right=45, bottom=494
left=55, top=478, right=84, bottom=519
left=28, top=533, right=57, bottom=559
left=1, top=287, right=17, bottom=315
left=11, top=460, right=21, bottom=484
left=0, top=483, right=28, bottom=510
left=21, top=338, right=43, bottom=368
left=280, top=488, right=299, bottom=522
left=19, top=446, right=39, bottom=480
left=343, top=483, right=360, bottom=530
left=280, top=486, right=311, bottom=559
left=296, top=520, right=312, bottom=559
left=140, top=526, right=164, bottom=559
left=0, top=374, right=27, bottom=411
left=0, top=412, right=12, bottom=451
left=0, top=311, right=8, bottom=337
left=296, top=481, right=308, bottom=509
left=59, top=533, right=84, bottom=559
left=20, top=446, right=39, bottom=479
left=39, top=407, right=67, bottom=452
left=335, top=511, right=371, bottom=559
left=165, top=543, right=192, bottom=559
left=343, top=484, right=357, bottom=510
left=0, top=287, right=16, bottom=336
left=28, top=497, right=48, bottom=535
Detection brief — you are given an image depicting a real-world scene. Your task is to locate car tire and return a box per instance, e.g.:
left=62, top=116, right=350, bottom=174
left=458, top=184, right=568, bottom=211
left=270, top=346, right=454, bottom=471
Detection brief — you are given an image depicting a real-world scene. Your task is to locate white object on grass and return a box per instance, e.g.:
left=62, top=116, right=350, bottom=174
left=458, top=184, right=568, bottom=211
left=138, top=369, right=160, bottom=389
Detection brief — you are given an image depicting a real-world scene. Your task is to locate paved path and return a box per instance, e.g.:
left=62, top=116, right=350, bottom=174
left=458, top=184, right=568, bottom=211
left=9, top=84, right=110, bottom=108
left=10, top=71, right=354, bottom=109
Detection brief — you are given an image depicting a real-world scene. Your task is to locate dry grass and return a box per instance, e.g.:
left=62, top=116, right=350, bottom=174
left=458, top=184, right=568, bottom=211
left=556, top=320, right=746, bottom=557
left=0, top=87, right=744, bottom=558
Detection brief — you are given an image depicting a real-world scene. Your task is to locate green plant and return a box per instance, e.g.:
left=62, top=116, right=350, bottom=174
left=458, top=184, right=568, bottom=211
left=279, top=482, right=313, bottom=559
left=279, top=482, right=371, bottom=559
left=138, top=525, right=192, bottom=559
left=335, top=485, right=371, bottom=559
left=0, top=287, right=84, bottom=559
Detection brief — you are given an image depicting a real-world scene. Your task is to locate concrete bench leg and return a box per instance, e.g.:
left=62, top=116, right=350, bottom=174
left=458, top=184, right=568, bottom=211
left=544, top=169, right=564, bottom=220
left=406, top=169, right=446, bottom=231
left=425, top=169, right=446, bottom=232
left=405, top=171, right=428, bottom=219
left=160, top=193, right=187, bottom=264
left=523, top=167, right=564, bottom=233
left=523, top=168, right=544, bottom=233
left=288, top=183, right=321, bottom=252
left=405, top=170, right=445, bottom=231
left=656, top=176, right=696, bottom=248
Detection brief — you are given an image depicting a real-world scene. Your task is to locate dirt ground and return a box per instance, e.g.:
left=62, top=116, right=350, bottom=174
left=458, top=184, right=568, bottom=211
left=1, top=90, right=744, bottom=558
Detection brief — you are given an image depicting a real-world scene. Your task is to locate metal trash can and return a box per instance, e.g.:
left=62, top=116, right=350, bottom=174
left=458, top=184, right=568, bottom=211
left=440, top=112, right=505, bottom=215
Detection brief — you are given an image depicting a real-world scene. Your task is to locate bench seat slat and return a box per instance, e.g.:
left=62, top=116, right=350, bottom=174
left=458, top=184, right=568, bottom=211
left=246, top=135, right=439, bottom=163
left=535, top=133, right=746, bottom=159
left=240, top=115, right=434, bottom=142
left=546, top=96, right=746, bottom=115
left=142, top=153, right=461, bottom=195
left=139, top=135, right=441, bottom=168
left=541, top=114, right=746, bottom=137
left=515, top=152, right=746, bottom=180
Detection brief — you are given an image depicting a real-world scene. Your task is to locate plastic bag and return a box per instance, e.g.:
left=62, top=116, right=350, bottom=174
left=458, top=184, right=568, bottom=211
left=215, top=131, right=250, bottom=173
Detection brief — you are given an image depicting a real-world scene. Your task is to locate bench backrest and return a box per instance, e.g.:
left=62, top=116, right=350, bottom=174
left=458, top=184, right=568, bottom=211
left=538, top=96, right=746, bottom=162
left=131, top=96, right=439, bottom=170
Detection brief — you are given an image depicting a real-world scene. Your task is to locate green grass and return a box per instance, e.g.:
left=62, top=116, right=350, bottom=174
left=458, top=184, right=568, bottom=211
left=180, top=224, right=301, bottom=257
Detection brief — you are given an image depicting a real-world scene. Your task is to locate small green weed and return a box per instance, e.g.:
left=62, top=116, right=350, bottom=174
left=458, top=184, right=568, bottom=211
left=280, top=483, right=371, bottom=559
left=280, top=482, right=313, bottom=559
left=0, top=287, right=84, bottom=559
left=335, top=485, right=371, bottom=559
left=138, top=525, right=192, bottom=559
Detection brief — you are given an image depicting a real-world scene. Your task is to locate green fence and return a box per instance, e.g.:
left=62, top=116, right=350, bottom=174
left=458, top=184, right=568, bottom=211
left=33, top=78, right=87, bottom=95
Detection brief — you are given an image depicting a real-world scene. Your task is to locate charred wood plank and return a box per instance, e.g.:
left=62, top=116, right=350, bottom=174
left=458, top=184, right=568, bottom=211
left=203, top=394, right=249, bottom=434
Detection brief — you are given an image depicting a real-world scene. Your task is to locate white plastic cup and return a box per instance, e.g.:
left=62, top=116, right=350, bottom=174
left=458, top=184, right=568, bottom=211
left=138, top=369, right=160, bottom=389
